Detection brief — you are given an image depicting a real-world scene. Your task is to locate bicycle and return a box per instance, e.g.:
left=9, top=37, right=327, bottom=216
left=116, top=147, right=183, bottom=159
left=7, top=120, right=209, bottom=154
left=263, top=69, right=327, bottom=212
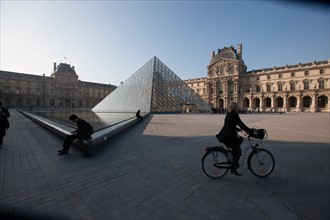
left=201, top=129, right=275, bottom=178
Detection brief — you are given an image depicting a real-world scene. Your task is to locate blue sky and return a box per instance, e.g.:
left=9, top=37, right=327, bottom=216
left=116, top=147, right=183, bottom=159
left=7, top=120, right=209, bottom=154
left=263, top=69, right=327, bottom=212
left=0, top=1, right=329, bottom=86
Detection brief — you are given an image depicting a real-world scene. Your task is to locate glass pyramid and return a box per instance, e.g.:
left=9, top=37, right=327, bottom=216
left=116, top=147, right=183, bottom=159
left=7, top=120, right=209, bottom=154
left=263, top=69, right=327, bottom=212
left=92, top=56, right=211, bottom=113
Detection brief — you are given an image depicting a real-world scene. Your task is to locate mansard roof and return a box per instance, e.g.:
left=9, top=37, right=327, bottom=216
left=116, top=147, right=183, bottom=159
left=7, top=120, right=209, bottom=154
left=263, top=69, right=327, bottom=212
left=210, top=46, right=239, bottom=65
left=56, top=63, right=76, bottom=74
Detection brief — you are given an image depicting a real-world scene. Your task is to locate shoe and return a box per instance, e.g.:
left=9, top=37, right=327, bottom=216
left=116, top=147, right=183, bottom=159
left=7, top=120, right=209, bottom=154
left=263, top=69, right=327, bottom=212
left=230, top=169, right=242, bottom=176
left=58, top=151, right=68, bottom=155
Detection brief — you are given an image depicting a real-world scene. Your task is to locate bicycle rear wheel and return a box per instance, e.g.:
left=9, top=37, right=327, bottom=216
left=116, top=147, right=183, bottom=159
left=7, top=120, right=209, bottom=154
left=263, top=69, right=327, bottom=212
left=248, top=148, right=275, bottom=177
left=202, top=150, right=229, bottom=178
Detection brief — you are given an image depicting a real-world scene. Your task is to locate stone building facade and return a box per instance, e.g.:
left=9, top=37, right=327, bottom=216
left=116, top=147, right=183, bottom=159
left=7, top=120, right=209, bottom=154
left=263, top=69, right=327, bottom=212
left=0, top=63, right=116, bottom=109
left=184, top=44, right=330, bottom=113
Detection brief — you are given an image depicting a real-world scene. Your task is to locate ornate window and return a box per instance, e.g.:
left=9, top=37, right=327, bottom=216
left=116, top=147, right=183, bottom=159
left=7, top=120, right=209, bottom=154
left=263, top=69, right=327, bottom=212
left=291, top=72, right=295, bottom=77
left=220, top=67, right=224, bottom=75
left=319, top=80, right=324, bottom=89
left=320, top=69, right=324, bottom=75
left=290, top=82, right=295, bottom=90
left=304, top=81, right=309, bottom=90
left=304, top=71, right=309, bottom=76
left=256, top=85, right=261, bottom=92
left=278, top=73, right=282, bottom=78
left=266, top=84, right=271, bottom=92
left=278, top=83, right=283, bottom=91
left=228, top=65, right=234, bottom=74
left=218, top=84, right=223, bottom=94
left=267, top=75, right=270, bottom=79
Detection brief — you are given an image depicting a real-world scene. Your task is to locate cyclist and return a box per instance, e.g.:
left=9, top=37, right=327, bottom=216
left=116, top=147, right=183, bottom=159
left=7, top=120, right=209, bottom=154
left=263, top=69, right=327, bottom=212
left=216, top=102, right=252, bottom=176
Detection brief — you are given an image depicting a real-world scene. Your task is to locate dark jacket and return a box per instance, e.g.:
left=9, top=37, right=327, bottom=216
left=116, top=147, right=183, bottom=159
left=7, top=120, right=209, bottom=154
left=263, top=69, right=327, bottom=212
left=75, top=119, right=90, bottom=139
left=218, top=111, right=250, bottom=142
left=0, top=106, right=10, bottom=129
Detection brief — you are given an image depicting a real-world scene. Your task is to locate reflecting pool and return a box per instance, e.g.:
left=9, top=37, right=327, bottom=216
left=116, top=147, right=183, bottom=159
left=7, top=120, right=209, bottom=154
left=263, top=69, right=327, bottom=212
left=26, top=109, right=136, bottom=132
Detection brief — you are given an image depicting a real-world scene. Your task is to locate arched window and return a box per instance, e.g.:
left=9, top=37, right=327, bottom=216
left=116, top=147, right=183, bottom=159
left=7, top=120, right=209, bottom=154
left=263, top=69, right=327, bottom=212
left=318, top=95, right=328, bottom=108
left=254, top=98, right=260, bottom=108
left=243, top=98, right=249, bottom=108
left=265, top=97, right=271, bottom=108
left=276, top=97, right=284, bottom=107
left=289, top=96, right=297, bottom=108
left=303, top=96, right=312, bottom=108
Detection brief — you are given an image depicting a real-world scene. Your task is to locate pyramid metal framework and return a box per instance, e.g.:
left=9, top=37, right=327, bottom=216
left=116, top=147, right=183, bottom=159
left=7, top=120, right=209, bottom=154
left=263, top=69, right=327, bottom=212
left=92, top=56, right=211, bottom=113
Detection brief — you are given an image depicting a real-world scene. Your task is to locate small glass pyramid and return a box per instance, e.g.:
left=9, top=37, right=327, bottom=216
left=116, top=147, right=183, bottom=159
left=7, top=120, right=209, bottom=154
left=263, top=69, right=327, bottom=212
left=93, top=56, right=211, bottom=113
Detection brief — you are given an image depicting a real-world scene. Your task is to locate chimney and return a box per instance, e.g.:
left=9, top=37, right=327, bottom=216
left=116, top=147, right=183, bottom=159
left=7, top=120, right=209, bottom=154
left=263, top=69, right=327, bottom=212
left=53, top=62, right=56, bottom=72
left=238, top=44, right=242, bottom=61
left=210, top=51, right=215, bottom=58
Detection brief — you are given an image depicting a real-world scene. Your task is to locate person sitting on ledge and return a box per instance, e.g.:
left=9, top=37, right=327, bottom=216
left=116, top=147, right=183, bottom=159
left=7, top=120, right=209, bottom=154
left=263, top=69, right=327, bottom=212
left=58, top=114, right=92, bottom=155
left=136, top=109, right=143, bottom=121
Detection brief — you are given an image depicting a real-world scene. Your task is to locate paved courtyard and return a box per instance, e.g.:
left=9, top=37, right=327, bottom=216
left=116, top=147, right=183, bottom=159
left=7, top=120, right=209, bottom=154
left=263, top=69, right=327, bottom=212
left=0, top=110, right=329, bottom=220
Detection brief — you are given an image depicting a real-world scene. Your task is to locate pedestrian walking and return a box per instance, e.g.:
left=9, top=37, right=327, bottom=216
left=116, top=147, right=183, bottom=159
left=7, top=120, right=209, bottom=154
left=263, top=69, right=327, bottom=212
left=0, top=102, right=10, bottom=147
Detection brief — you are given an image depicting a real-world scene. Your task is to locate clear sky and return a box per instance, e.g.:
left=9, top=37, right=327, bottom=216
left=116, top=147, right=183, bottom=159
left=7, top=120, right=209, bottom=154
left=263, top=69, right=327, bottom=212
left=1, top=1, right=329, bottom=86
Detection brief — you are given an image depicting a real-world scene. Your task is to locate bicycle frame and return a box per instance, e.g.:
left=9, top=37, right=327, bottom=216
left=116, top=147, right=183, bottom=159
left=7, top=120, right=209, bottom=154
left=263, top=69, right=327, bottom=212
left=239, top=136, right=261, bottom=166
left=206, top=134, right=261, bottom=169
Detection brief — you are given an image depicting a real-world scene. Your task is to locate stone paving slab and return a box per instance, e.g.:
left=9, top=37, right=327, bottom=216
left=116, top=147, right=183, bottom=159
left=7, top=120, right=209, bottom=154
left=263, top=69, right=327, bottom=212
left=0, top=110, right=329, bottom=220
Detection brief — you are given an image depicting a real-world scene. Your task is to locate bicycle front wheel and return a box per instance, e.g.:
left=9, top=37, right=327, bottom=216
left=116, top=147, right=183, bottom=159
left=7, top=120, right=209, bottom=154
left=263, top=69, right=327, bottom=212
left=202, top=150, right=229, bottom=179
left=248, top=148, right=275, bottom=177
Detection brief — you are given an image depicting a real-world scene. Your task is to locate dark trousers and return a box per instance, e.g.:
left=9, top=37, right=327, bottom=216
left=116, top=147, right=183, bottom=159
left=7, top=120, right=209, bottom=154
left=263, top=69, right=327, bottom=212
left=0, top=125, right=6, bottom=145
left=62, top=134, right=79, bottom=152
left=220, top=136, right=243, bottom=169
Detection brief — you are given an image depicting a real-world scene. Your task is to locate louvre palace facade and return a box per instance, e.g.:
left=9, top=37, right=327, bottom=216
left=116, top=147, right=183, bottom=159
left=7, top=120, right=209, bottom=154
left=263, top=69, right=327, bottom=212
left=0, top=63, right=116, bottom=109
left=184, top=44, right=330, bottom=113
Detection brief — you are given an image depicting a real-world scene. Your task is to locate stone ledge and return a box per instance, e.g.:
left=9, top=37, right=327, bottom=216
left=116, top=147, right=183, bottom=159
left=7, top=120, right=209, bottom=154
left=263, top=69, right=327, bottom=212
left=17, top=109, right=149, bottom=157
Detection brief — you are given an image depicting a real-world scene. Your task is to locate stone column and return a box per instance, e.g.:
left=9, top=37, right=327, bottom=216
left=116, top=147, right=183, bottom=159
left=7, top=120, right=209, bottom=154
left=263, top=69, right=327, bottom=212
left=283, top=92, right=289, bottom=112
left=272, top=92, right=276, bottom=111
left=312, top=90, right=318, bottom=112
left=249, top=93, right=253, bottom=110
left=260, top=93, right=264, bottom=112
left=297, top=92, right=302, bottom=112
left=234, top=81, right=238, bottom=94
